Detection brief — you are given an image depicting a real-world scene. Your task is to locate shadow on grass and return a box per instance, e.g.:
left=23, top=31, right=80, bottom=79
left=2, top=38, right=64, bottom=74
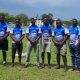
left=0, top=62, right=72, bottom=70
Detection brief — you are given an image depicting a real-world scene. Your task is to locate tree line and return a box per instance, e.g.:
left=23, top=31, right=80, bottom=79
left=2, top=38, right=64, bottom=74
left=1, top=12, right=80, bottom=27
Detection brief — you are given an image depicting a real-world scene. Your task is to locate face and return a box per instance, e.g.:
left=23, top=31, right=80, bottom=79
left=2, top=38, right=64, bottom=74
left=31, top=19, right=36, bottom=25
left=43, top=18, right=48, bottom=25
left=56, top=20, right=62, bottom=27
left=15, top=21, right=21, bottom=26
left=72, top=19, right=77, bottom=26
left=0, top=16, right=5, bottom=22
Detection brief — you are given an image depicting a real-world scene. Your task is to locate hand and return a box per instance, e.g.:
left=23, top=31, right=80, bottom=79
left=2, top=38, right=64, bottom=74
left=0, top=37, right=3, bottom=42
left=54, top=41, right=59, bottom=46
left=58, top=41, right=65, bottom=46
left=15, top=39, right=20, bottom=44
left=30, top=40, right=37, bottom=45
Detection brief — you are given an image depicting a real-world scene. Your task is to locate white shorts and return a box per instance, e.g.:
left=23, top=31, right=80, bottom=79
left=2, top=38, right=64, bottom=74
left=41, top=41, right=51, bottom=53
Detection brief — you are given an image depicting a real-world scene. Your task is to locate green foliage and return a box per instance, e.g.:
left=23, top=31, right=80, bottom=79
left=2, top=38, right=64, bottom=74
left=41, top=13, right=53, bottom=25
left=0, top=36, right=79, bottom=80
left=0, top=12, right=14, bottom=23
left=15, top=13, right=29, bottom=26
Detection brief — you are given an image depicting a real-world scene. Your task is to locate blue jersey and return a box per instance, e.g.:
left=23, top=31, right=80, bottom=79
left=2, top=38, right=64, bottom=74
left=12, top=26, right=24, bottom=40
left=27, top=25, right=40, bottom=41
left=69, top=26, right=79, bottom=43
left=41, top=25, right=52, bottom=41
left=54, top=26, right=66, bottom=42
left=0, top=22, right=8, bottom=37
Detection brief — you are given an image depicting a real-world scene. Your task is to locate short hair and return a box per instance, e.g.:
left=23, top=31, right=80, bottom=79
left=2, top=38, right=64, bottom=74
left=15, top=18, right=21, bottom=23
left=0, top=15, right=5, bottom=19
left=56, top=18, right=62, bottom=24
left=30, top=18, right=35, bottom=21
left=72, top=18, right=77, bottom=22
left=42, top=17, right=48, bottom=21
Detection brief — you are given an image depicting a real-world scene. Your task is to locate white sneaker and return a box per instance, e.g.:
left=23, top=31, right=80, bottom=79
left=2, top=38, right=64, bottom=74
left=3, top=61, right=6, bottom=64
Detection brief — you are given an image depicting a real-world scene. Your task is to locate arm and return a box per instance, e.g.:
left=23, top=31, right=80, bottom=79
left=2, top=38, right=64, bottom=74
left=3, top=32, right=9, bottom=39
left=52, top=30, right=59, bottom=46
left=59, top=28, right=69, bottom=45
left=10, top=33, right=16, bottom=42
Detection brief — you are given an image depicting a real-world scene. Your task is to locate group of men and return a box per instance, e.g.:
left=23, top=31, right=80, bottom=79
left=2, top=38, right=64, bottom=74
left=0, top=15, right=80, bottom=72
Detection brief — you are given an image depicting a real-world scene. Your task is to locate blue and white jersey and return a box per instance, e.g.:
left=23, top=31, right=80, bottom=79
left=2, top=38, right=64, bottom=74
left=41, top=25, right=52, bottom=42
left=10, top=26, right=25, bottom=42
left=0, top=22, right=9, bottom=37
left=69, top=26, right=80, bottom=44
left=52, top=26, right=69, bottom=42
left=26, top=25, right=40, bottom=41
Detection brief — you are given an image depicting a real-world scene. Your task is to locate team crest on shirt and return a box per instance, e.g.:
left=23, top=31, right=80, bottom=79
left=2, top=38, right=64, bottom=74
left=0, top=28, right=5, bottom=37
left=42, top=30, right=50, bottom=41
left=14, top=32, right=21, bottom=40
left=29, top=30, right=38, bottom=41
left=55, top=32, right=64, bottom=42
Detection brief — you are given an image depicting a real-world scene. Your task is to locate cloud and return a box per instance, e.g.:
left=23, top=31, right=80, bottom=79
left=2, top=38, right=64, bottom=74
left=0, top=0, right=79, bottom=7
left=0, top=0, right=80, bottom=20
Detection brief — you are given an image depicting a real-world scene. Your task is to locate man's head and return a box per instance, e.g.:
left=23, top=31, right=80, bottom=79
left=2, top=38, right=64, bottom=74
left=42, top=17, right=49, bottom=26
left=56, top=19, right=62, bottom=28
left=31, top=18, right=36, bottom=26
left=15, top=18, right=21, bottom=27
left=0, top=15, right=5, bottom=22
left=71, top=18, right=78, bottom=27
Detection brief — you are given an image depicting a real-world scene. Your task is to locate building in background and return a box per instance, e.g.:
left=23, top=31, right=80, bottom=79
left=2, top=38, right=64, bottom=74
left=29, top=16, right=43, bottom=27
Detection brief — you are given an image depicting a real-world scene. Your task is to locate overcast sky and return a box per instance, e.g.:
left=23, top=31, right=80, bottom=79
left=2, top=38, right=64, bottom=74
left=0, top=0, right=80, bottom=20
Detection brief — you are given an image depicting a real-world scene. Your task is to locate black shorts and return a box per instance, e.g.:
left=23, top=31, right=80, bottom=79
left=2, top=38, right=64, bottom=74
left=0, top=39, right=8, bottom=51
left=12, top=43, right=23, bottom=54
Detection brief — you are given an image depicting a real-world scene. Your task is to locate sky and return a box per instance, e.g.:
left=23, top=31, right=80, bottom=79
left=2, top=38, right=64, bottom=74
left=0, top=0, right=80, bottom=20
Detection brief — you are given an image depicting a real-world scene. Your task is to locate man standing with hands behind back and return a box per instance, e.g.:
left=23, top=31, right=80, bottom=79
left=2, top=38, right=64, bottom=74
left=0, top=15, right=9, bottom=64
left=52, top=19, right=69, bottom=71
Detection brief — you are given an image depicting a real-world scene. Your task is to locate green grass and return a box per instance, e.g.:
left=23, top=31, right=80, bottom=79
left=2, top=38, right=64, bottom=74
left=0, top=36, right=80, bottom=80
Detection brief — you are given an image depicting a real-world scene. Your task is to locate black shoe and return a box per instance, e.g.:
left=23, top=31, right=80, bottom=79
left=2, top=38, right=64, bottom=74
left=64, top=66, right=68, bottom=72
left=25, top=65, right=28, bottom=68
left=37, top=64, right=41, bottom=68
left=75, top=68, right=80, bottom=73
left=48, top=64, right=51, bottom=69
left=41, top=64, right=45, bottom=68
left=12, top=63, right=14, bottom=67
left=55, top=65, right=60, bottom=69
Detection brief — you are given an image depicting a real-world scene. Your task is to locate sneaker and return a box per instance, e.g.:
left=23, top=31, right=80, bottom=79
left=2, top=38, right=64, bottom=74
left=25, top=62, right=29, bottom=68
left=75, top=68, right=80, bottom=73
left=48, top=64, right=51, bottom=69
left=41, top=64, right=45, bottom=68
left=64, top=66, right=68, bottom=72
left=36, top=64, right=41, bottom=68
left=3, top=61, right=6, bottom=64
left=55, top=65, right=60, bottom=69
left=12, top=63, right=14, bottom=67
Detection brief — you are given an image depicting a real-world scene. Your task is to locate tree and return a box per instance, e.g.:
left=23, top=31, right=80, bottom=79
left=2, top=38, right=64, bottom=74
left=41, top=13, right=53, bottom=25
left=0, top=12, right=14, bottom=23
left=15, top=13, right=29, bottom=26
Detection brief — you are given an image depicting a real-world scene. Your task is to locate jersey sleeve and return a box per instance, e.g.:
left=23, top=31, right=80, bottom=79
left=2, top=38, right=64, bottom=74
left=22, top=29, right=25, bottom=35
left=26, top=27, right=29, bottom=34
left=38, top=27, right=41, bottom=34
left=52, top=30, right=54, bottom=36
left=6, top=23, right=10, bottom=32
left=10, top=28, right=13, bottom=34
left=78, top=28, right=80, bottom=35
left=64, top=28, right=69, bottom=34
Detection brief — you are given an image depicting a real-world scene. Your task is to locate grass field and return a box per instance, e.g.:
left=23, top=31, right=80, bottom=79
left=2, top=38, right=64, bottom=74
left=0, top=36, right=80, bottom=80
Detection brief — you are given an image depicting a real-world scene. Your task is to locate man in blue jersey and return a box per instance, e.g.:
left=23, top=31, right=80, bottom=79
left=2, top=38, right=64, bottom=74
left=0, top=15, right=9, bottom=64
left=41, top=17, right=52, bottom=69
left=52, top=19, right=69, bottom=71
left=25, top=18, right=41, bottom=68
left=10, top=18, right=25, bottom=66
left=69, top=19, right=80, bottom=72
